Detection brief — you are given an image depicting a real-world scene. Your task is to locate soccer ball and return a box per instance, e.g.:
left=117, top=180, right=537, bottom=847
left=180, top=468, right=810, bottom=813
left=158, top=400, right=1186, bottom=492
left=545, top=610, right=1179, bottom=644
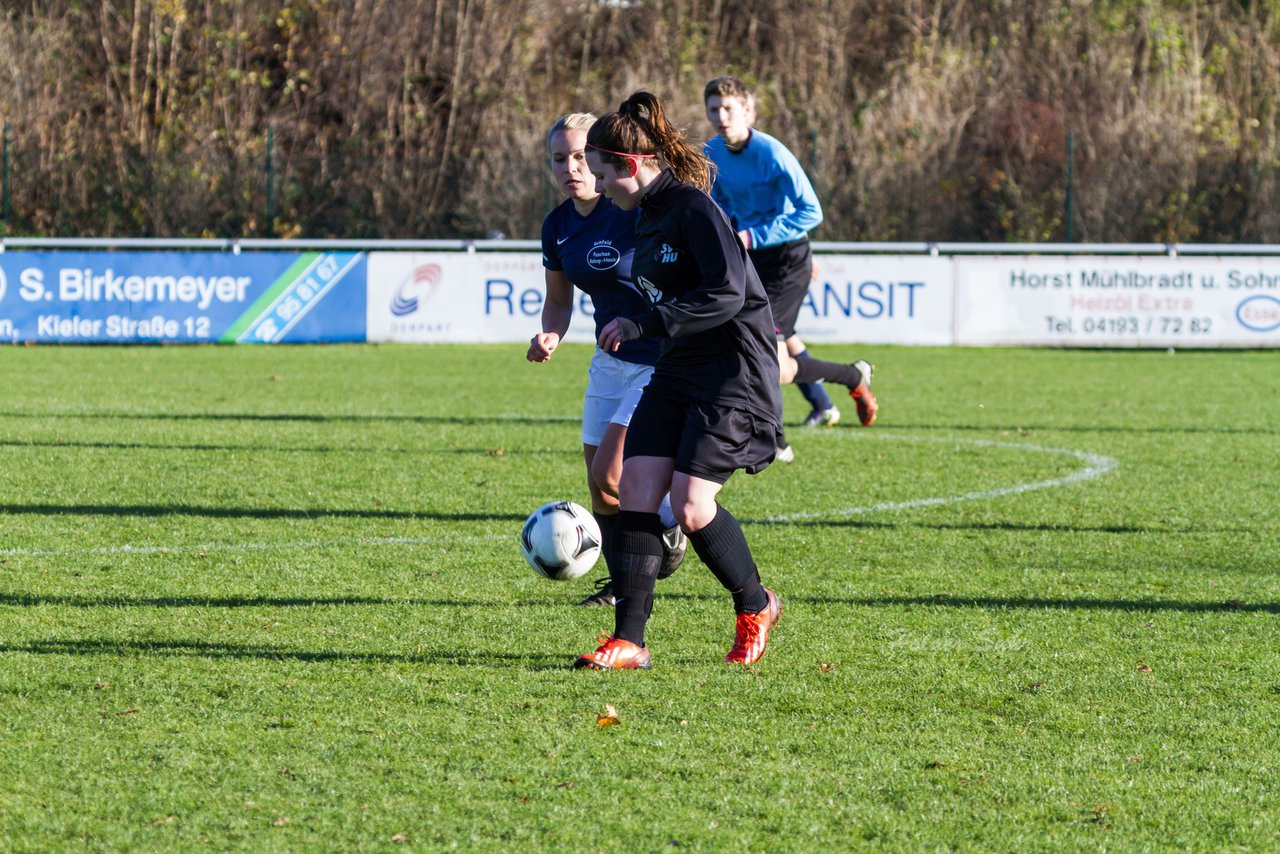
left=520, top=501, right=602, bottom=581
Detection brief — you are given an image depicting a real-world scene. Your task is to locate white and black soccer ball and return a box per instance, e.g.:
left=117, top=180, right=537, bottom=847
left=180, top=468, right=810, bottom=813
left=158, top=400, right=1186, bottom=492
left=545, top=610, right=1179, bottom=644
left=520, top=500, right=602, bottom=581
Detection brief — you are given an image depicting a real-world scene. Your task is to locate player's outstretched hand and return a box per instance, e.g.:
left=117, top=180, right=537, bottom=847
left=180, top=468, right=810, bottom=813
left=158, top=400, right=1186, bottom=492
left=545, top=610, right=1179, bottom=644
left=527, top=331, right=561, bottom=362
left=597, top=317, right=641, bottom=353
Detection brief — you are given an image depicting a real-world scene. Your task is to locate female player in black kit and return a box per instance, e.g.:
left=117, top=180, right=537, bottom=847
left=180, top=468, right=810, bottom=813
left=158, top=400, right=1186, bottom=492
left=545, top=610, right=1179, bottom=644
left=574, top=91, right=785, bottom=670
left=529, top=113, right=686, bottom=608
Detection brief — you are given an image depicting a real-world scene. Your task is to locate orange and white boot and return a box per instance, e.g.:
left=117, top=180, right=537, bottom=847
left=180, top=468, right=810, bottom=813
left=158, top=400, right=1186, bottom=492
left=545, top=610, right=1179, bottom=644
left=849, top=359, right=878, bottom=426
left=574, top=635, right=652, bottom=670
left=725, top=589, right=782, bottom=665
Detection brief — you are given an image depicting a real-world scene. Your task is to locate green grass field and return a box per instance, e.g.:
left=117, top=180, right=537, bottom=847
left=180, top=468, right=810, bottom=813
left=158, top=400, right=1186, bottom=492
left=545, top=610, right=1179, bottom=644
left=1, top=343, right=1277, bottom=851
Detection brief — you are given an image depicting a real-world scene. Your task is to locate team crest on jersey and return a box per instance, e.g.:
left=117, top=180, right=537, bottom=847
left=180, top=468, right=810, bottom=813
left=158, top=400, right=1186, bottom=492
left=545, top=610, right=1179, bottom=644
left=588, top=241, right=621, bottom=271
left=657, top=243, right=679, bottom=264
left=636, top=275, right=663, bottom=303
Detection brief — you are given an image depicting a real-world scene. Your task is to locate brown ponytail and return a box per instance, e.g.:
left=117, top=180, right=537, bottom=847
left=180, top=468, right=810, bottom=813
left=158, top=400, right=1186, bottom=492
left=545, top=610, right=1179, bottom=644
left=586, top=90, right=714, bottom=192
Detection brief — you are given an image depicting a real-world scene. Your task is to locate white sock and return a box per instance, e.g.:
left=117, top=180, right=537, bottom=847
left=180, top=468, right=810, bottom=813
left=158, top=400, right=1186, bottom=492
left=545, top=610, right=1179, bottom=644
left=658, top=493, right=678, bottom=530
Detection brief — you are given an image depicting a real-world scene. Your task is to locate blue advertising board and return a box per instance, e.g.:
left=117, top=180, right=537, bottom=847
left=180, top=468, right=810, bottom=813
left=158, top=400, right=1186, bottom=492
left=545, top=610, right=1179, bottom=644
left=0, top=251, right=366, bottom=343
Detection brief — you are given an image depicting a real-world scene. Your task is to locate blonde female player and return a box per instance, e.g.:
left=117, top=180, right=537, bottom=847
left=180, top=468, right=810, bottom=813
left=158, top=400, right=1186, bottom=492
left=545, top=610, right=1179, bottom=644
left=527, top=113, right=685, bottom=607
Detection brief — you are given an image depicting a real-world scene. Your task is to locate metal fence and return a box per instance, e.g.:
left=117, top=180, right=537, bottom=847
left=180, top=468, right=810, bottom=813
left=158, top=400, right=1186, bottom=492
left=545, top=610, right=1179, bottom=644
left=4, top=237, right=1280, bottom=256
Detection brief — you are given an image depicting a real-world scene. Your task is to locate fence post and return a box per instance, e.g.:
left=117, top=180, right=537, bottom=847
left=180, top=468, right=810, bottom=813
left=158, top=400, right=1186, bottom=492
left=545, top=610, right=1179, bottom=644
left=266, top=123, right=275, bottom=236
left=810, top=128, right=820, bottom=193
left=2, top=121, right=10, bottom=236
left=1065, top=131, right=1075, bottom=243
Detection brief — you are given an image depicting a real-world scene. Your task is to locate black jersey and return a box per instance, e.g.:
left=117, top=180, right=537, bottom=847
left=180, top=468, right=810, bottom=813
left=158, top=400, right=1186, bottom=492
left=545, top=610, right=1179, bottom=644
left=628, top=171, right=782, bottom=425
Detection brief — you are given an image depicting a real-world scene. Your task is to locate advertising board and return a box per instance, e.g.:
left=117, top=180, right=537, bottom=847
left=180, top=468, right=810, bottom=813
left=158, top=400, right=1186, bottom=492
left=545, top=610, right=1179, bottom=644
left=954, top=256, right=1280, bottom=347
left=0, top=251, right=366, bottom=343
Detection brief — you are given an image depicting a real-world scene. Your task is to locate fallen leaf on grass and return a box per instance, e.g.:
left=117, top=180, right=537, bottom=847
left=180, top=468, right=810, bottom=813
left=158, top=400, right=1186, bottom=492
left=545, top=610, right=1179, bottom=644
left=819, top=662, right=837, bottom=672
left=486, top=447, right=506, bottom=457
left=273, top=817, right=290, bottom=827
left=152, top=815, right=175, bottom=825
left=1125, top=754, right=1142, bottom=764
left=116, top=707, right=140, bottom=716
left=1136, top=664, right=1152, bottom=673
left=596, top=704, right=620, bottom=728
left=391, top=834, right=408, bottom=843
left=93, top=681, right=111, bottom=691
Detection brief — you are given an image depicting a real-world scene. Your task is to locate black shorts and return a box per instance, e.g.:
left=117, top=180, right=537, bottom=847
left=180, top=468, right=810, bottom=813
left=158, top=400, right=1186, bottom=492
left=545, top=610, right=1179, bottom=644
left=623, top=380, right=784, bottom=484
left=748, top=237, right=812, bottom=338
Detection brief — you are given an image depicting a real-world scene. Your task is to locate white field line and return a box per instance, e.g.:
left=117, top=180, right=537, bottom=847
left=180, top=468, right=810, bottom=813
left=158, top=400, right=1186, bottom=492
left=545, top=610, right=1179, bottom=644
left=755, top=434, right=1117, bottom=523
left=0, top=434, right=1115, bottom=558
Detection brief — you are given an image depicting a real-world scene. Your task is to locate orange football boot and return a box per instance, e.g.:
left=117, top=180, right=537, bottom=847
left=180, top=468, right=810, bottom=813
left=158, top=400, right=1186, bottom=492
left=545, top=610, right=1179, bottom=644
left=725, top=588, right=782, bottom=665
left=848, top=360, right=878, bottom=426
left=574, top=635, right=652, bottom=670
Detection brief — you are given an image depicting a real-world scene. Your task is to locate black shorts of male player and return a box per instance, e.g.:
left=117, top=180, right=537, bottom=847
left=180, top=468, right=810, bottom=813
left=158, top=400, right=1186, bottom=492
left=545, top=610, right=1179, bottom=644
left=748, top=236, right=812, bottom=339
left=748, top=236, right=878, bottom=431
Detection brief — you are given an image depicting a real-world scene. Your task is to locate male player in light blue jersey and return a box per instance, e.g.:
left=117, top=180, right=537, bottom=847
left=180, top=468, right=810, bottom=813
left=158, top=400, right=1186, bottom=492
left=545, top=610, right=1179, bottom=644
left=703, top=76, right=877, bottom=455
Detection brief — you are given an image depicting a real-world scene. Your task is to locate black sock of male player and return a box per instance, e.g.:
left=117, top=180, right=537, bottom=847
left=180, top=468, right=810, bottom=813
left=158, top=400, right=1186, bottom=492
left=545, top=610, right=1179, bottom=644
left=592, top=512, right=619, bottom=580
left=610, top=510, right=664, bottom=645
left=686, top=504, right=769, bottom=614
left=794, top=350, right=834, bottom=411
left=793, top=356, right=863, bottom=389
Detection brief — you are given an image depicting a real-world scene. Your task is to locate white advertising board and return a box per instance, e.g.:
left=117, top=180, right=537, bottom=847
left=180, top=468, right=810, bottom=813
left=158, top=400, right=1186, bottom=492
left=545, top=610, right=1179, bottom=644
left=796, top=255, right=953, bottom=345
left=955, top=256, right=1280, bottom=347
left=368, top=251, right=953, bottom=345
left=366, top=251, right=598, bottom=344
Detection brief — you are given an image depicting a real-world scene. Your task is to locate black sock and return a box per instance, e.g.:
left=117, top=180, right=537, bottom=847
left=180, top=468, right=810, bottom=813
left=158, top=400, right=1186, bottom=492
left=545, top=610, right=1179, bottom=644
left=593, top=511, right=619, bottom=578
left=686, top=504, right=768, bottom=613
left=793, top=356, right=861, bottom=389
left=794, top=350, right=834, bottom=410
left=610, top=510, right=664, bottom=645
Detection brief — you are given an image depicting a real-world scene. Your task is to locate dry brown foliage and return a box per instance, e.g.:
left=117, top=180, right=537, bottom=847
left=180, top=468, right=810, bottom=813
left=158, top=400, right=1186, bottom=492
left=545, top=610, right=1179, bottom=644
left=2, top=0, right=1279, bottom=241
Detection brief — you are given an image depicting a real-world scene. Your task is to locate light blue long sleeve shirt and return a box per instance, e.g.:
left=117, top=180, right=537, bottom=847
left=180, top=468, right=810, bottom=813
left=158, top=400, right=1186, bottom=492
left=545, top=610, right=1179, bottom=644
left=705, top=128, right=823, bottom=250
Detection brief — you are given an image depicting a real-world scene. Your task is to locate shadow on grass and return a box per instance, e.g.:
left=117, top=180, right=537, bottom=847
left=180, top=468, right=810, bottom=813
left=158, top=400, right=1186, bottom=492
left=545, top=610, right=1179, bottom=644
left=883, top=421, right=1280, bottom=437
left=3, top=499, right=1261, bottom=541
left=0, top=439, right=576, bottom=457
left=6, top=411, right=1276, bottom=435
left=796, top=593, right=1280, bottom=615
left=1, top=412, right=578, bottom=426
left=3, top=503, right=1244, bottom=535
left=4, top=638, right=567, bottom=669
left=0, top=594, right=482, bottom=608
left=0, top=503, right=524, bottom=522
left=525, top=590, right=1280, bottom=615
left=745, top=518, right=1254, bottom=535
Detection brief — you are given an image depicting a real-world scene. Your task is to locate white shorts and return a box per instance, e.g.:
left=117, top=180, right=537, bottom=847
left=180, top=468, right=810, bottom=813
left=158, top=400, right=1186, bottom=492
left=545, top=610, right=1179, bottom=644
left=581, top=349, right=655, bottom=446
